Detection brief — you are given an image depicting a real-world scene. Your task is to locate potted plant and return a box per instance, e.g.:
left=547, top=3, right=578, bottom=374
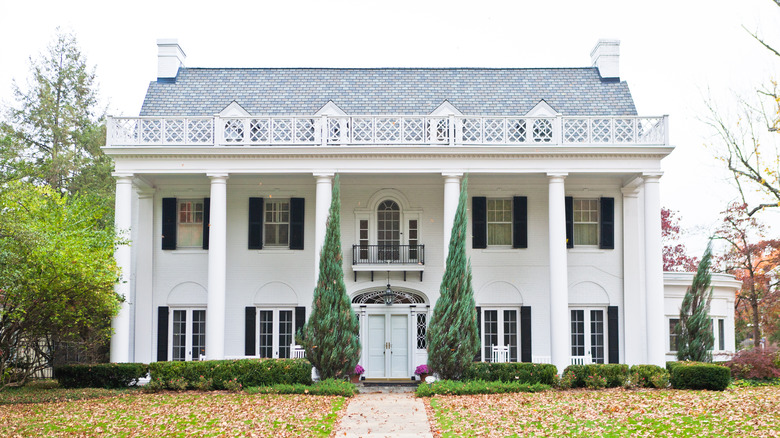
left=415, top=364, right=431, bottom=381
left=351, top=364, right=365, bottom=383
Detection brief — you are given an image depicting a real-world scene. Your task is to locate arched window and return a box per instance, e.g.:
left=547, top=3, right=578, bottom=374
left=377, top=200, right=400, bottom=260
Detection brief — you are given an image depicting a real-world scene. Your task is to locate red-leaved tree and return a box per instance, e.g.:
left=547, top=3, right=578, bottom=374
left=715, top=203, right=780, bottom=347
left=662, top=207, right=699, bottom=272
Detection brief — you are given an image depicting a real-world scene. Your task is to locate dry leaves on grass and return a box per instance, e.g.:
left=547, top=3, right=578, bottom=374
left=426, top=386, right=780, bottom=437
left=0, top=392, right=342, bottom=437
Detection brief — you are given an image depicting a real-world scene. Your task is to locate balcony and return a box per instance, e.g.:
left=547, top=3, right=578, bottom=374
left=107, top=115, right=668, bottom=147
left=351, top=244, right=425, bottom=282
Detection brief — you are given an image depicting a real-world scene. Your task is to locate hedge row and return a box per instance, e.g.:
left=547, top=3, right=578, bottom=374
left=416, top=379, right=550, bottom=397
left=667, top=361, right=730, bottom=391
left=54, top=363, right=149, bottom=388
left=462, top=362, right=558, bottom=385
left=148, top=358, right=312, bottom=390
left=562, top=364, right=629, bottom=388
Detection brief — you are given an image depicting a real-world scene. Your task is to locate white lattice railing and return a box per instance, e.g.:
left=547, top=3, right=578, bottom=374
left=107, top=115, right=668, bottom=147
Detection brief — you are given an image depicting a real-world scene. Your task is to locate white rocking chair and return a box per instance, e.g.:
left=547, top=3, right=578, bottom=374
left=491, top=345, right=510, bottom=363
left=291, top=344, right=306, bottom=359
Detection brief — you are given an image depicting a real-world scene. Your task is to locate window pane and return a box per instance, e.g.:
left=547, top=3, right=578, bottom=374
left=484, top=310, right=498, bottom=361
left=487, top=199, right=512, bottom=246
left=259, top=310, right=273, bottom=358
left=279, top=310, right=293, bottom=359
left=178, top=200, right=204, bottom=247
left=265, top=201, right=290, bottom=246
left=571, top=310, right=584, bottom=357
left=573, top=199, right=599, bottom=245
left=590, top=310, right=604, bottom=364
left=718, top=319, right=725, bottom=351
left=504, top=310, right=518, bottom=362
left=172, top=310, right=186, bottom=361
left=417, top=314, right=427, bottom=349
left=669, top=318, right=679, bottom=352
left=192, top=310, right=206, bottom=360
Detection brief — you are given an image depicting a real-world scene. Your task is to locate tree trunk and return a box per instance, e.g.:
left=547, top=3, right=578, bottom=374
left=752, top=298, right=761, bottom=348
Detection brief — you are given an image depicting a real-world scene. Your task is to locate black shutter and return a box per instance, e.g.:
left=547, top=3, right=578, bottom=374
left=289, top=198, right=305, bottom=250
left=245, top=307, right=256, bottom=356
left=157, top=306, right=169, bottom=361
left=472, top=197, right=487, bottom=249
left=521, top=306, right=532, bottom=363
left=248, top=197, right=264, bottom=249
left=295, top=306, right=306, bottom=338
left=162, top=198, right=177, bottom=250
left=475, top=306, right=482, bottom=361
left=512, top=196, right=528, bottom=249
left=202, top=198, right=210, bottom=250
left=565, top=196, right=574, bottom=248
left=608, top=306, right=619, bottom=364
left=599, top=197, right=615, bottom=250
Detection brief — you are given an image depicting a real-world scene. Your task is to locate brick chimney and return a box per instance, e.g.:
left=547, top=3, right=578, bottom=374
left=590, top=39, right=620, bottom=80
left=157, top=39, right=186, bottom=81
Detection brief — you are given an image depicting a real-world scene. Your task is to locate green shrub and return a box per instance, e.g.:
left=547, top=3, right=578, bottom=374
left=148, top=358, right=312, bottom=390
left=245, top=379, right=357, bottom=397
left=629, top=365, right=670, bottom=389
left=54, top=363, right=149, bottom=388
left=669, top=362, right=730, bottom=391
left=462, top=362, right=558, bottom=385
left=562, top=364, right=629, bottom=388
left=415, top=379, right=549, bottom=397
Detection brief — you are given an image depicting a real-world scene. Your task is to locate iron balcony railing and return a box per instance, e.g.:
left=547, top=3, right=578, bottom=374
left=107, top=115, right=669, bottom=147
left=352, top=244, right=425, bottom=265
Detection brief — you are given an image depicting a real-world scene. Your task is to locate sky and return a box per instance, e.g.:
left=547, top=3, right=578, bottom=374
left=1, top=0, right=778, bottom=253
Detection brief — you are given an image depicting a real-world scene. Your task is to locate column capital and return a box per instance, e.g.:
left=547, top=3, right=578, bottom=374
left=113, top=172, right=134, bottom=183
left=313, top=172, right=335, bottom=181
left=642, top=172, right=663, bottom=182
left=442, top=172, right=464, bottom=179
left=546, top=172, right=568, bottom=181
left=207, top=173, right=229, bottom=181
left=621, top=186, right=640, bottom=198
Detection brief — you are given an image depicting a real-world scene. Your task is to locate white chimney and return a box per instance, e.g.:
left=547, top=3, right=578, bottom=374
left=590, top=39, right=620, bottom=80
left=157, top=39, right=186, bottom=80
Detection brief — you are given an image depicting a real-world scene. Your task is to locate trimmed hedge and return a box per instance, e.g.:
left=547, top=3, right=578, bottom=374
left=415, top=379, right=550, bottom=397
left=628, top=364, right=669, bottom=389
left=245, top=379, right=357, bottom=397
left=669, top=362, right=730, bottom=391
left=562, top=364, right=629, bottom=388
left=462, top=362, right=558, bottom=385
left=148, top=358, right=312, bottom=390
left=54, top=363, right=149, bottom=388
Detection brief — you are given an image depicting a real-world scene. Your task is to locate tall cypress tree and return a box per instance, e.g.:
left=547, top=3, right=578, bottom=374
left=426, top=176, right=479, bottom=380
left=676, top=240, right=715, bottom=362
left=304, top=175, right=361, bottom=379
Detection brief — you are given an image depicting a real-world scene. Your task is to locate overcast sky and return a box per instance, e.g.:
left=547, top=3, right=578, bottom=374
left=1, top=0, right=778, bottom=252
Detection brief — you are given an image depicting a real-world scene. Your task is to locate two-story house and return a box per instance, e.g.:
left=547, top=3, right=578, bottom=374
left=104, top=39, right=736, bottom=378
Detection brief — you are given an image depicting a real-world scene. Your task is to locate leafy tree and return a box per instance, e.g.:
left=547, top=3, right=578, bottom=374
left=0, top=182, right=121, bottom=389
left=2, top=30, right=113, bottom=207
left=662, top=207, right=699, bottom=272
left=716, top=202, right=780, bottom=347
left=676, top=240, right=715, bottom=362
left=304, top=175, right=361, bottom=380
left=427, top=176, right=479, bottom=380
left=706, top=1, right=780, bottom=216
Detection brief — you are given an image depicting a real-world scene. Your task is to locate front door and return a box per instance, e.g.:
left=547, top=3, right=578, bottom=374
left=366, top=313, right=408, bottom=378
left=570, top=309, right=605, bottom=364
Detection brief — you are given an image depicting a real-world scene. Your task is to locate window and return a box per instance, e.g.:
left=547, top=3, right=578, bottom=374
left=170, top=308, right=206, bottom=361
left=570, top=309, right=605, bottom=363
left=257, top=308, right=296, bottom=358
left=178, top=200, right=204, bottom=247
left=480, top=308, right=520, bottom=362
left=669, top=318, right=680, bottom=352
left=416, top=313, right=427, bottom=349
left=718, top=319, right=725, bottom=351
left=573, top=199, right=599, bottom=246
left=377, top=200, right=400, bottom=261
left=487, top=199, right=512, bottom=246
left=265, top=200, right=290, bottom=247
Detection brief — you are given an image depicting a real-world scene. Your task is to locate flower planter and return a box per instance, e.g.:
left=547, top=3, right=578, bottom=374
left=419, top=373, right=430, bottom=381
left=351, top=374, right=361, bottom=384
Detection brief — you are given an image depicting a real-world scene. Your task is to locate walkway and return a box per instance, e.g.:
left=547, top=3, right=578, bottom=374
left=334, top=392, right=434, bottom=438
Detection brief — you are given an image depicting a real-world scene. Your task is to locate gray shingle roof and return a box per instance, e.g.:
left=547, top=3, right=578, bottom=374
left=139, top=67, right=637, bottom=117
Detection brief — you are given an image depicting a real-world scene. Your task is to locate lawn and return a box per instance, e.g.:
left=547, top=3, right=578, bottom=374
left=0, top=385, right=344, bottom=437
left=426, top=386, right=780, bottom=437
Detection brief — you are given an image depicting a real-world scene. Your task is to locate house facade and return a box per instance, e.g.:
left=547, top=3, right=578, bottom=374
left=104, top=39, right=735, bottom=377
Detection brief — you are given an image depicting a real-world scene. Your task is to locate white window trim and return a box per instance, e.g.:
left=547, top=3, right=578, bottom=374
left=168, top=307, right=207, bottom=362
left=569, top=307, right=607, bottom=364
left=479, top=306, right=521, bottom=362
left=177, top=198, right=205, bottom=249
left=486, top=198, right=513, bottom=248
left=572, top=198, right=600, bottom=247
left=256, top=307, right=297, bottom=359
left=264, top=198, right=291, bottom=248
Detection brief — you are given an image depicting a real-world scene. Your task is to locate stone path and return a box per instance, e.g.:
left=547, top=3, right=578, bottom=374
left=334, top=392, right=434, bottom=437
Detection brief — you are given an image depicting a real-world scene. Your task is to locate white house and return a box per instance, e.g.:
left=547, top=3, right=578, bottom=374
left=104, top=39, right=735, bottom=377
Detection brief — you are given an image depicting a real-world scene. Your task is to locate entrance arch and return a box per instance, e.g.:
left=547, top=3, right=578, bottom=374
left=351, top=288, right=429, bottom=379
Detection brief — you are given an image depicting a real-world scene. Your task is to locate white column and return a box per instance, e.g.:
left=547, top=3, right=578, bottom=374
left=206, top=173, right=228, bottom=360
left=621, top=185, right=646, bottom=365
left=314, top=173, right=334, bottom=282
left=643, top=173, right=664, bottom=366
left=442, top=173, right=462, bottom=265
left=134, top=190, right=155, bottom=363
left=110, top=174, right=134, bottom=363
left=547, top=173, right=569, bottom=373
